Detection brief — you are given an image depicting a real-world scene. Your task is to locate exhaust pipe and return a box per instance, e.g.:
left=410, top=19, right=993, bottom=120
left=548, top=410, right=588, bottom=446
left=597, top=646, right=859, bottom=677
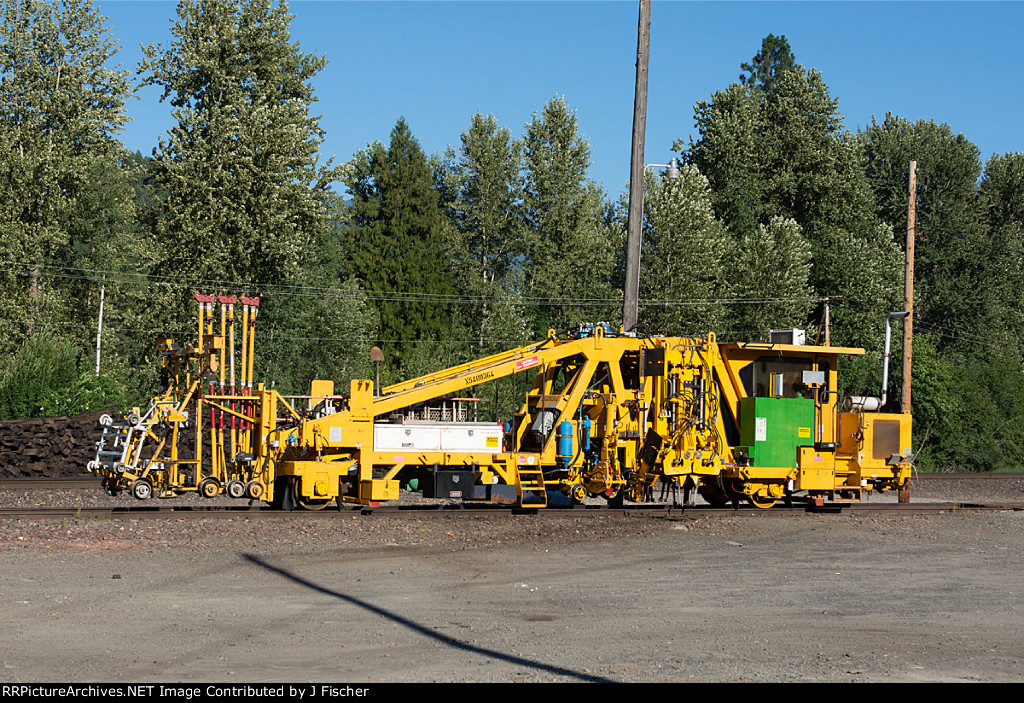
left=844, top=311, right=909, bottom=412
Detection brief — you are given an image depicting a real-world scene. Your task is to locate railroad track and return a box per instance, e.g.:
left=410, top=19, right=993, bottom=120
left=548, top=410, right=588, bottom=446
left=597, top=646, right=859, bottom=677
left=4, top=472, right=1021, bottom=492
left=1, top=499, right=1021, bottom=521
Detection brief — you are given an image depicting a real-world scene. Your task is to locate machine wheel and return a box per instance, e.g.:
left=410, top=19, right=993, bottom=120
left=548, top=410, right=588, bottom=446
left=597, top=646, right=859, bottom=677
left=245, top=481, right=264, bottom=500
left=698, top=479, right=731, bottom=508
left=102, top=480, right=122, bottom=498
left=127, top=412, right=141, bottom=426
left=225, top=479, right=246, bottom=499
left=748, top=494, right=777, bottom=509
left=199, top=478, right=220, bottom=499
left=291, top=477, right=331, bottom=510
left=568, top=483, right=587, bottom=503
left=131, top=478, right=153, bottom=501
left=625, top=482, right=646, bottom=503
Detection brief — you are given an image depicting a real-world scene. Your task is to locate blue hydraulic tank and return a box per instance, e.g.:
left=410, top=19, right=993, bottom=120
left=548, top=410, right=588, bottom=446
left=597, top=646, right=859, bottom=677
left=556, top=420, right=574, bottom=469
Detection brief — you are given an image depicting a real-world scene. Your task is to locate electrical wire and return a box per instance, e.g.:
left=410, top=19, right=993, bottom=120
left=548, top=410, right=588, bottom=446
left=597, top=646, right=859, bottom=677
left=0, top=259, right=831, bottom=308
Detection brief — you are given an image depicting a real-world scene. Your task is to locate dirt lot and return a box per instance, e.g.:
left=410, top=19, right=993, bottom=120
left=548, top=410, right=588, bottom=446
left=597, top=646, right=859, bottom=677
left=1, top=479, right=1022, bottom=683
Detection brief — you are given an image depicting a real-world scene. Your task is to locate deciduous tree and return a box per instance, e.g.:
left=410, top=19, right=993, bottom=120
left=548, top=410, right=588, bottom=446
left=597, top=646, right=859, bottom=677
left=139, top=0, right=341, bottom=289
left=522, top=96, right=618, bottom=334
left=0, top=0, right=133, bottom=351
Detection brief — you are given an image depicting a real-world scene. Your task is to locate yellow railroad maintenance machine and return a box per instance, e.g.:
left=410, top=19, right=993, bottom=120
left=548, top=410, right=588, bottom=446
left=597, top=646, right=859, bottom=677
left=91, top=294, right=912, bottom=509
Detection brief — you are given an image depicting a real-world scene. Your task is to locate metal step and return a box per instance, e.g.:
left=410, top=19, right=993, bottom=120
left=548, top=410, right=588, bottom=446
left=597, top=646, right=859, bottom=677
left=516, top=468, right=548, bottom=508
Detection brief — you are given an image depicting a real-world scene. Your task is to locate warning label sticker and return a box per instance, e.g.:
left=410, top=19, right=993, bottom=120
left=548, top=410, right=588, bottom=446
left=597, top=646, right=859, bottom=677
left=515, top=356, right=540, bottom=371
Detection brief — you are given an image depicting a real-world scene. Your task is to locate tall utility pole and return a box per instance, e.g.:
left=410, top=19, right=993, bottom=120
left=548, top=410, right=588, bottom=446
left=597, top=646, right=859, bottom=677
left=899, top=160, right=916, bottom=505
left=622, top=0, right=651, bottom=334
left=902, top=161, right=916, bottom=415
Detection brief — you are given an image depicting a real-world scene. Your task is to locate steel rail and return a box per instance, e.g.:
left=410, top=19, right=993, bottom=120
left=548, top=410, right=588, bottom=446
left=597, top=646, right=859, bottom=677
left=4, top=472, right=1022, bottom=493
left=1, top=500, right=1020, bottom=522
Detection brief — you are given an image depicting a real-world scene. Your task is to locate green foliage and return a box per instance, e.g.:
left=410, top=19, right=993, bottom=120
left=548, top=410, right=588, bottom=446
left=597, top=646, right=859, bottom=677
left=38, top=369, right=128, bottom=417
left=257, top=277, right=378, bottom=396
left=140, top=0, right=341, bottom=289
left=638, top=165, right=733, bottom=336
left=729, top=217, right=814, bottom=340
left=981, top=152, right=1024, bottom=227
left=435, top=112, right=525, bottom=297
left=0, top=0, right=134, bottom=351
left=906, top=336, right=1024, bottom=472
left=739, top=33, right=798, bottom=95
left=684, top=83, right=763, bottom=237
left=522, top=96, right=618, bottom=334
left=979, top=154, right=1024, bottom=352
left=0, top=330, right=79, bottom=419
left=861, top=114, right=988, bottom=344
left=344, top=118, right=455, bottom=373
left=685, top=40, right=901, bottom=351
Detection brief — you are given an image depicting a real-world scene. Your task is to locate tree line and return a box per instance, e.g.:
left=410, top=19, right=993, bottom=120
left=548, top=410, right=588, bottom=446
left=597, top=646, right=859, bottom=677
left=1, top=3, right=1021, bottom=471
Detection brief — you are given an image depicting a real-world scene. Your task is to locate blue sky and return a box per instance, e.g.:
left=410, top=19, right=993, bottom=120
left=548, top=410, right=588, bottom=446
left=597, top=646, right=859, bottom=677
left=101, top=1, right=1024, bottom=197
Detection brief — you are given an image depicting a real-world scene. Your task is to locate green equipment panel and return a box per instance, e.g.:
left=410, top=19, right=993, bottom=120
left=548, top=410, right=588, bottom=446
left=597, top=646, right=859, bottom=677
left=738, top=397, right=814, bottom=468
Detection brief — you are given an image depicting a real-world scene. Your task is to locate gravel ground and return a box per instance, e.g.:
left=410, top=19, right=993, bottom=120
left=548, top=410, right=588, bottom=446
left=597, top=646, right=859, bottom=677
left=1, top=476, right=1022, bottom=683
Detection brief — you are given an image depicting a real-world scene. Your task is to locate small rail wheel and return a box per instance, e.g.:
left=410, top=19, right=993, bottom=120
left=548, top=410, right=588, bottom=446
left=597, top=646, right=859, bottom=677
left=225, top=479, right=246, bottom=499
left=568, top=483, right=587, bottom=503
left=748, top=493, right=777, bottom=509
left=127, top=412, right=141, bottom=426
left=199, top=478, right=220, bottom=499
left=131, top=478, right=153, bottom=501
left=245, top=481, right=264, bottom=500
left=293, top=478, right=331, bottom=511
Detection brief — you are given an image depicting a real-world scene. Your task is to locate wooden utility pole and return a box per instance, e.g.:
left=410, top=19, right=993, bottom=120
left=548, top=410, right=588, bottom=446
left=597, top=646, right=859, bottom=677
left=902, top=161, right=916, bottom=415
left=622, top=0, right=651, bottom=334
left=823, top=299, right=831, bottom=346
left=899, top=160, right=916, bottom=505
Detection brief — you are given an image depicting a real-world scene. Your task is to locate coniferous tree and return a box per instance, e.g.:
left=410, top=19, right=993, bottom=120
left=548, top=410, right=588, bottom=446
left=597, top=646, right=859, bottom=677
left=344, top=118, right=455, bottom=373
left=739, top=33, right=798, bottom=96
left=684, top=39, right=901, bottom=349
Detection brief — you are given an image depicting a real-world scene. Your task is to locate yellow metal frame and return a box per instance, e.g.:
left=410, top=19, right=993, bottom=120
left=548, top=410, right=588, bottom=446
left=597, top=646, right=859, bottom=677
left=100, top=312, right=912, bottom=510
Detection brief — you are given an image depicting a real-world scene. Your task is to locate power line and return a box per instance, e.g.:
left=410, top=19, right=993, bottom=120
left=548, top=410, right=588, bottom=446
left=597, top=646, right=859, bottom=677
left=0, top=260, right=828, bottom=308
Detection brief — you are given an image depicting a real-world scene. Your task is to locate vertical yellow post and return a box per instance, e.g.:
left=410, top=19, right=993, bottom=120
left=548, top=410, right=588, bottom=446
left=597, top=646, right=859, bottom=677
left=207, top=299, right=218, bottom=482
left=218, top=297, right=227, bottom=478
left=240, top=300, right=249, bottom=452
left=195, top=293, right=205, bottom=364
left=194, top=293, right=214, bottom=481
left=246, top=297, right=259, bottom=398
left=226, top=296, right=237, bottom=459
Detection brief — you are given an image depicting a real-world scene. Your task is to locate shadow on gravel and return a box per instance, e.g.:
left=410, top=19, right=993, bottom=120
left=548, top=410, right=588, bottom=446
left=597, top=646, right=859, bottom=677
left=242, top=553, right=614, bottom=683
